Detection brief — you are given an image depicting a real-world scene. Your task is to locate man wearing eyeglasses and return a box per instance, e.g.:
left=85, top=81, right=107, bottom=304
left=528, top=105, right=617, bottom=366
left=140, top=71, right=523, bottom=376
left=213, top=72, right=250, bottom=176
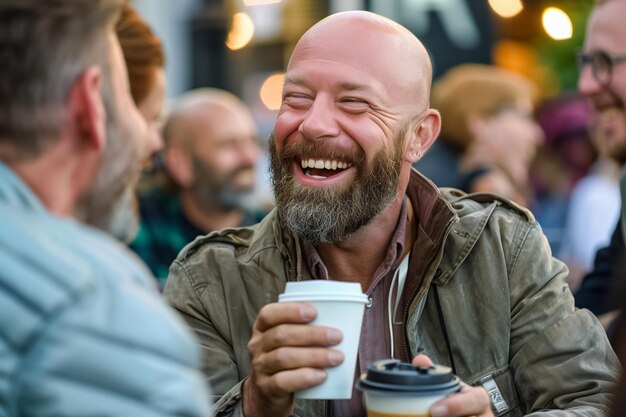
left=575, top=0, right=626, bottom=340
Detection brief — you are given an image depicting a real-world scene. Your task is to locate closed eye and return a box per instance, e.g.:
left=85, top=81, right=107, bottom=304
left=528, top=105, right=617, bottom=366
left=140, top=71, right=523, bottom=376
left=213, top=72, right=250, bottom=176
left=283, top=93, right=313, bottom=109
left=338, top=97, right=370, bottom=112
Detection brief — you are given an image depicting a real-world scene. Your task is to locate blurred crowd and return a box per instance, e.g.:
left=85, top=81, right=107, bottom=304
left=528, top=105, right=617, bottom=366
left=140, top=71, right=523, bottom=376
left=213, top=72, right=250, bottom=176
left=1, top=1, right=625, bottom=417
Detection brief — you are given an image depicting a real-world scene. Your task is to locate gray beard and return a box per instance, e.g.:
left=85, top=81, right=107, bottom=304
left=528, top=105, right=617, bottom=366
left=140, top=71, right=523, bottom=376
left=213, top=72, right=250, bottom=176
left=194, top=182, right=251, bottom=211
left=75, top=79, right=141, bottom=243
left=105, top=190, right=139, bottom=243
left=269, top=133, right=404, bottom=245
left=190, top=155, right=254, bottom=211
left=77, top=150, right=140, bottom=243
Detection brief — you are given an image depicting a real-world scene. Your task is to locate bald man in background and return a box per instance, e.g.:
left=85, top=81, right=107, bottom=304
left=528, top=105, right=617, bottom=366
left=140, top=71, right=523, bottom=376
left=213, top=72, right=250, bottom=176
left=131, top=88, right=266, bottom=284
left=164, top=11, right=618, bottom=417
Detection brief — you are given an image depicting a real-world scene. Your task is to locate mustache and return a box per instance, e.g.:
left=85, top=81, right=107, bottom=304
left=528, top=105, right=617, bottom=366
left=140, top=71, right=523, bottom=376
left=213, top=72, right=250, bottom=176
left=276, top=136, right=366, bottom=166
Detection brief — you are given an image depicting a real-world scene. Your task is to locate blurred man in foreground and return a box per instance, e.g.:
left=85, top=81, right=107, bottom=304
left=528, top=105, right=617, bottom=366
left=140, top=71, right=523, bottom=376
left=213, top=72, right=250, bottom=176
left=0, top=1, right=209, bottom=415
left=131, top=88, right=265, bottom=283
left=164, top=10, right=618, bottom=417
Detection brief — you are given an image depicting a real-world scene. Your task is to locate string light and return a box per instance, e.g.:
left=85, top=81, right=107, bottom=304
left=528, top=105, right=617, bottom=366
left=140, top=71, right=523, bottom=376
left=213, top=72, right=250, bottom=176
left=542, top=7, right=573, bottom=40
left=226, top=12, right=254, bottom=50
left=260, top=73, right=285, bottom=111
left=488, top=0, right=524, bottom=18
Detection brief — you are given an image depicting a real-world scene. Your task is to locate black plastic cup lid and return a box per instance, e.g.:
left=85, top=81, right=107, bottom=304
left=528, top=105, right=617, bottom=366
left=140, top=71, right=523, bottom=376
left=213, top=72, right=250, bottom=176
left=355, top=359, right=461, bottom=396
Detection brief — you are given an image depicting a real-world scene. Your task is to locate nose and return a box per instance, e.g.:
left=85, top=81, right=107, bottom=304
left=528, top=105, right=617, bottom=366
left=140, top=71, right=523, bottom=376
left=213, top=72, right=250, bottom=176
left=578, top=64, right=601, bottom=97
left=298, top=96, right=340, bottom=140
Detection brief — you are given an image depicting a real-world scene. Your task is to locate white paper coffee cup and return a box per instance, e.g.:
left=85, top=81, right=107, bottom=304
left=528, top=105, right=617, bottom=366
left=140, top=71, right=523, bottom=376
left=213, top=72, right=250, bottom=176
left=278, top=280, right=368, bottom=399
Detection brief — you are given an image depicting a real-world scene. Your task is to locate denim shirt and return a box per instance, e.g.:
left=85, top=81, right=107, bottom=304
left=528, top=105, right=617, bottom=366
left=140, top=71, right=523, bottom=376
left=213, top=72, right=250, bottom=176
left=0, top=161, right=211, bottom=417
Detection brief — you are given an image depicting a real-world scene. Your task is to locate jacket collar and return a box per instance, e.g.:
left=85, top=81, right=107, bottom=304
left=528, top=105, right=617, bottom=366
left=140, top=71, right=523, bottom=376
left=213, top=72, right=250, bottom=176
left=272, top=168, right=499, bottom=285
left=406, top=168, right=502, bottom=285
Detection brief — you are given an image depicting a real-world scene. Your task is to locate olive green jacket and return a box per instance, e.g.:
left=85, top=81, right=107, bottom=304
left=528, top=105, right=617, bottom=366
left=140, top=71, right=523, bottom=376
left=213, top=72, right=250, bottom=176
left=164, top=169, right=619, bottom=417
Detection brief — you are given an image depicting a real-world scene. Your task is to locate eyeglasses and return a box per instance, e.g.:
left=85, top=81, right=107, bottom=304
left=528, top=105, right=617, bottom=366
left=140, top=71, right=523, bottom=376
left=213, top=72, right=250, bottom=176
left=577, top=50, right=626, bottom=86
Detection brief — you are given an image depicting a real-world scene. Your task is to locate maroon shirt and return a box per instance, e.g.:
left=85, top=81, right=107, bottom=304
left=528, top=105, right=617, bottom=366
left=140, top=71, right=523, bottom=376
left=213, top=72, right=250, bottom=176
left=303, top=200, right=411, bottom=417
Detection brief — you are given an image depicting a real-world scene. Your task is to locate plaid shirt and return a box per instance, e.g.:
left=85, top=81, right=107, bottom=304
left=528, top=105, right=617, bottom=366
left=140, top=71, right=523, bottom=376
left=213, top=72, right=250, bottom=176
left=130, top=189, right=266, bottom=289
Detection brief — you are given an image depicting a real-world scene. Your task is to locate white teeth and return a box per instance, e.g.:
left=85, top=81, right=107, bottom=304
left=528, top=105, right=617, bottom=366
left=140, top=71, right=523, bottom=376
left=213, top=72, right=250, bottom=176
left=300, top=158, right=352, bottom=171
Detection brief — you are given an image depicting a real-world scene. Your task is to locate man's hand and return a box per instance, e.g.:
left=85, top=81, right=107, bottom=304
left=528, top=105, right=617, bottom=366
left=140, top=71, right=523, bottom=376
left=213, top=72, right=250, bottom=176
left=412, top=355, right=495, bottom=417
left=243, top=302, right=344, bottom=417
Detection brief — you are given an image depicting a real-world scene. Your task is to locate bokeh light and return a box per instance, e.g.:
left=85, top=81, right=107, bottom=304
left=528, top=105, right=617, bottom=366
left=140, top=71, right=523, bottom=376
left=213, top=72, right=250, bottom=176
left=260, top=73, right=285, bottom=110
left=488, top=0, right=524, bottom=18
left=226, top=12, right=254, bottom=50
left=542, top=7, right=573, bottom=40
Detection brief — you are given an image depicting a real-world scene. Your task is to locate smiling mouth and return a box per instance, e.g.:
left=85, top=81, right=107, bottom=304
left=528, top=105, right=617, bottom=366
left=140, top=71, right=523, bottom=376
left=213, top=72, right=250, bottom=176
left=299, top=157, right=353, bottom=178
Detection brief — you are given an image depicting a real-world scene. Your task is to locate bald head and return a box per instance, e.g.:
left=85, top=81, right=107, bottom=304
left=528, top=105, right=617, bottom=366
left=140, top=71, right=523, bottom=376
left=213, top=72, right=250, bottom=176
left=163, top=88, right=256, bottom=149
left=162, top=88, right=260, bottom=202
left=289, top=11, right=432, bottom=109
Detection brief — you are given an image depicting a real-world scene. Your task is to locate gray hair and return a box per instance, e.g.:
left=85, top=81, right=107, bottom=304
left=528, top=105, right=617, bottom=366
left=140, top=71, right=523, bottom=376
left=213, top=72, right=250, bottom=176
left=0, top=0, right=125, bottom=161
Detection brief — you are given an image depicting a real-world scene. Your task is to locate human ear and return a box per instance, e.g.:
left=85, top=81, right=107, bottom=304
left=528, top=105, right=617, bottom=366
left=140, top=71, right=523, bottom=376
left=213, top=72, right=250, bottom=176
left=68, top=66, right=106, bottom=151
left=165, top=146, right=194, bottom=188
left=405, top=109, right=441, bottom=163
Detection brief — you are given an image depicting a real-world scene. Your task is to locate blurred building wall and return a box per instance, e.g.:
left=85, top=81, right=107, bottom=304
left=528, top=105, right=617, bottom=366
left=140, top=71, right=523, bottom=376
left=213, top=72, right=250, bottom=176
left=369, top=0, right=493, bottom=79
left=134, top=0, right=202, bottom=98
left=330, top=0, right=364, bottom=13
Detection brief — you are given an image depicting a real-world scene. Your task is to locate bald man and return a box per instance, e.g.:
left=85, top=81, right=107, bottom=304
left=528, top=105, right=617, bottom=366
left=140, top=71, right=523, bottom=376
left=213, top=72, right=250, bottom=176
left=131, top=88, right=265, bottom=284
left=164, top=11, right=618, bottom=417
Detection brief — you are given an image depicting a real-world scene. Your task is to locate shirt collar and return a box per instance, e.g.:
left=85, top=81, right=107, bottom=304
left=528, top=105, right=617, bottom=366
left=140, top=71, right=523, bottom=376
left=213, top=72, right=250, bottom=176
left=303, top=198, right=409, bottom=280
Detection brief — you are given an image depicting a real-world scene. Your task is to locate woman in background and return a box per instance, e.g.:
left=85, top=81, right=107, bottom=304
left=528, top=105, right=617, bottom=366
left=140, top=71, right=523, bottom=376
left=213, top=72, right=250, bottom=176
left=426, top=64, right=544, bottom=207
left=116, top=3, right=166, bottom=169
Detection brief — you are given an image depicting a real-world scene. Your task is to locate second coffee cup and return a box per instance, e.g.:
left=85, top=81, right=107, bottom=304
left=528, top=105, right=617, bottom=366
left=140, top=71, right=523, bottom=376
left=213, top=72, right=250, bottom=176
left=356, top=359, right=461, bottom=417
